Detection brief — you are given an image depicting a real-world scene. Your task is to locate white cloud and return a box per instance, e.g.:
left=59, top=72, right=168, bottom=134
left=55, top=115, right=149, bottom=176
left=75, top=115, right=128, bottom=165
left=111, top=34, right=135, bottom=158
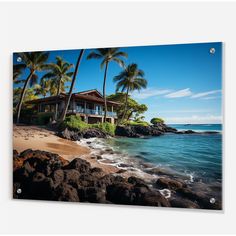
left=201, top=96, right=221, bottom=100
left=191, top=89, right=221, bottom=99
left=131, top=88, right=171, bottom=99
left=165, top=88, right=192, bottom=98
left=164, top=115, right=222, bottom=124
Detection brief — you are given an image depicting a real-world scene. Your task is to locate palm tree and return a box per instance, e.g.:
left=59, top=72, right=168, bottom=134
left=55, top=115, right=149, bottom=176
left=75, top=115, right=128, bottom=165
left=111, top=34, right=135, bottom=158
left=41, top=56, right=73, bottom=120
left=87, top=48, right=127, bottom=122
left=13, top=64, right=26, bottom=84
left=15, top=52, right=49, bottom=124
left=113, top=63, right=147, bottom=123
left=60, top=49, right=85, bottom=122
left=34, top=78, right=51, bottom=98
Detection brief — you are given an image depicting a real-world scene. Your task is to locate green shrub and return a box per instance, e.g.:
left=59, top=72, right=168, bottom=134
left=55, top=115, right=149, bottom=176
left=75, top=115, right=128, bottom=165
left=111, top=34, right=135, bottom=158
left=150, top=117, right=164, bottom=125
left=63, top=115, right=116, bottom=136
left=124, top=120, right=149, bottom=126
left=36, top=112, right=54, bottom=125
left=63, top=115, right=88, bottom=130
left=91, top=122, right=116, bottom=136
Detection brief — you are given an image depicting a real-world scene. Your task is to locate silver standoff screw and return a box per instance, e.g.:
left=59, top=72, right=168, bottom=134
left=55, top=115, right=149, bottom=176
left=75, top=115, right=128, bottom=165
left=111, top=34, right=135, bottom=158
left=210, top=197, right=215, bottom=204
left=17, top=188, right=22, bottom=194
left=210, top=48, right=215, bottom=54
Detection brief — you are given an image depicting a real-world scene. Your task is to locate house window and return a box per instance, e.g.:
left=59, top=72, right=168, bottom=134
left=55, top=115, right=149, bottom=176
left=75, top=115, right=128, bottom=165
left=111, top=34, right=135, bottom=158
left=44, top=104, right=50, bottom=112
left=50, top=104, right=56, bottom=112
left=76, top=102, right=84, bottom=112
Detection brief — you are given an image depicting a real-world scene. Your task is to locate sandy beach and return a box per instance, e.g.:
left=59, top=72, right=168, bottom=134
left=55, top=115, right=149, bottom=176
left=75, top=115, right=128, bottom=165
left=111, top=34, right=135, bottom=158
left=13, top=125, right=118, bottom=175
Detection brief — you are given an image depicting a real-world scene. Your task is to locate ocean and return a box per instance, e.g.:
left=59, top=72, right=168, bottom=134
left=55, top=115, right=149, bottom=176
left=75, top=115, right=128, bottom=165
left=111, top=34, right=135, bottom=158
left=105, top=124, right=222, bottom=186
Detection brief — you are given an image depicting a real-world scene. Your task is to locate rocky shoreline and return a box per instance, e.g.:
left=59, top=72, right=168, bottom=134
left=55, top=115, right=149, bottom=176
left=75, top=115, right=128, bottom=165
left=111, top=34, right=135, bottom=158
left=58, top=123, right=219, bottom=141
left=115, top=123, right=219, bottom=137
left=13, top=149, right=221, bottom=209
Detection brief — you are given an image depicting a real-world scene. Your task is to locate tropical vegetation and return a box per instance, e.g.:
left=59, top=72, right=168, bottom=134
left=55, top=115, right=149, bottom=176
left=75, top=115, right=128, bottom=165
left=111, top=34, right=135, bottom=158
left=62, top=115, right=115, bottom=136
left=150, top=117, right=164, bottom=125
left=113, top=63, right=147, bottom=124
left=107, top=93, right=148, bottom=122
left=41, top=56, right=73, bottom=120
left=14, top=52, right=50, bottom=123
left=60, top=49, right=85, bottom=121
left=87, top=48, right=127, bottom=122
left=13, top=48, right=157, bottom=128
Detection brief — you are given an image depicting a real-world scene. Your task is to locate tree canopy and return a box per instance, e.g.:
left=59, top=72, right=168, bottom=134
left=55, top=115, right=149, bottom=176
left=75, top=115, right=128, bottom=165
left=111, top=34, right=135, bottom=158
left=150, top=117, right=164, bottom=125
left=107, top=92, right=148, bottom=121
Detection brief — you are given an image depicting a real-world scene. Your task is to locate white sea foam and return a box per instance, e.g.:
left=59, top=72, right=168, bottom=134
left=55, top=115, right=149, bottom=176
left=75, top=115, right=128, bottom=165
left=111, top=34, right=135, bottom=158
left=159, top=189, right=171, bottom=199
left=76, top=137, right=157, bottom=181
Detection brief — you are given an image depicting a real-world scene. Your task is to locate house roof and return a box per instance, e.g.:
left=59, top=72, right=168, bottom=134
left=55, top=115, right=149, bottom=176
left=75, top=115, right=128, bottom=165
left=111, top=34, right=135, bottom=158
left=27, top=89, right=121, bottom=106
left=78, top=89, right=103, bottom=97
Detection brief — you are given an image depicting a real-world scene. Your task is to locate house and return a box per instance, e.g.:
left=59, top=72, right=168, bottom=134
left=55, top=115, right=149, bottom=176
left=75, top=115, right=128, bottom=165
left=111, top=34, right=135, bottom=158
left=28, top=89, right=120, bottom=124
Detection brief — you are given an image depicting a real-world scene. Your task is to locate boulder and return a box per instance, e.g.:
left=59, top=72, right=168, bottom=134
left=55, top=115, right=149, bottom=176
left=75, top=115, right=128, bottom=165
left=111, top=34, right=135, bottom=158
left=22, top=172, right=55, bottom=200
left=78, top=186, right=106, bottom=203
left=170, top=198, right=200, bottom=209
left=156, top=177, right=187, bottom=190
left=141, top=191, right=170, bottom=207
left=63, top=169, right=80, bottom=185
left=63, top=158, right=91, bottom=173
left=83, top=128, right=107, bottom=139
left=51, top=169, right=64, bottom=187
left=58, top=128, right=82, bottom=141
left=115, top=126, right=141, bottom=137
left=55, top=183, right=80, bottom=202
left=106, top=183, right=135, bottom=205
left=115, top=124, right=176, bottom=138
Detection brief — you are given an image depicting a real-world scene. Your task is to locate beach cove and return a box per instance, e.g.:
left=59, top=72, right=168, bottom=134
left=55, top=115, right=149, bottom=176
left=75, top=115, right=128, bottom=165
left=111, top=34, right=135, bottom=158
left=13, top=124, right=222, bottom=209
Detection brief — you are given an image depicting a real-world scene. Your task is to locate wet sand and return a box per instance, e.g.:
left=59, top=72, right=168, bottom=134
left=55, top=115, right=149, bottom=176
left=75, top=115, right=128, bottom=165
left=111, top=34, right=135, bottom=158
left=13, top=125, right=118, bottom=175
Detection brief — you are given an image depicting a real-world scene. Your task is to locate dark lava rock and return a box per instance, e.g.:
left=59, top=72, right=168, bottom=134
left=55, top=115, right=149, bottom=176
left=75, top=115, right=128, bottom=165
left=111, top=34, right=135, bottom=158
left=106, top=183, right=135, bottom=205
left=58, top=128, right=82, bottom=141
left=128, top=176, right=146, bottom=187
left=55, top=183, right=80, bottom=202
left=51, top=169, right=64, bottom=187
left=78, top=186, right=106, bottom=203
left=14, top=149, right=221, bottom=209
left=90, top=167, right=103, bottom=178
left=24, top=172, right=55, bottom=200
left=175, top=130, right=196, bottom=134
left=170, top=198, right=200, bottom=209
left=59, top=127, right=108, bottom=140
left=141, top=191, right=170, bottom=207
left=115, top=126, right=141, bottom=138
left=83, top=128, right=107, bottom=139
left=201, top=131, right=219, bottom=134
left=133, top=125, right=154, bottom=136
left=115, top=123, right=177, bottom=138
left=63, top=158, right=91, bottom=173
left=156, top=177, right=187, bottom=190
left=64, top=169, right=80, bottom=184
left=13, top=150, right=19, bottom=159
left=176, top=188, right=222, bottom=210
left=96, top=155, right=103, bottom=160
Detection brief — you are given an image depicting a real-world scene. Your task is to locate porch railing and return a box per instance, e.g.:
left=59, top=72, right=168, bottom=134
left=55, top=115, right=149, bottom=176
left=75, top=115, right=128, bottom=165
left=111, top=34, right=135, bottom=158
left=67, top=108, right=117, bottom=117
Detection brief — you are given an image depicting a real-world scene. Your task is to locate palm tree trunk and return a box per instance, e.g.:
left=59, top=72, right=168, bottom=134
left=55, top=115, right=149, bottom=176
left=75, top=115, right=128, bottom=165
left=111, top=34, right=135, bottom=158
left=16, top=70, right=34, bottom=124
left=120, top=86, right=129, bottom=124
left=60, top=49, right=85, bottom=122
left=55, top=79, right=61, bottom=120
left=103, top=61, right=109, bottom=123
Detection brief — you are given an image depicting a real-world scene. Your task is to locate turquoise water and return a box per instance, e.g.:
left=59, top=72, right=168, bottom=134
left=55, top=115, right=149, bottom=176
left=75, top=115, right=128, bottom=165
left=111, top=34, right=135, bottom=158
left=107, top=124, right=222, bottom=184
left=170, top=124, right=222, bottom=132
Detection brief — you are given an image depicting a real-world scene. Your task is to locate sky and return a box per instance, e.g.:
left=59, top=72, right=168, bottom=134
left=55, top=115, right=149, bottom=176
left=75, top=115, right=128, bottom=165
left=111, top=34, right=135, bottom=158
left=13, top=42, right=222, bottom=124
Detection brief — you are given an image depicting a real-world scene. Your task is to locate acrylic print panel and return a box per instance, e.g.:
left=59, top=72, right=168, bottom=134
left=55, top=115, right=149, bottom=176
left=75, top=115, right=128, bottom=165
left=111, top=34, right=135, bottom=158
left=13, top=42, right=222, bottom=210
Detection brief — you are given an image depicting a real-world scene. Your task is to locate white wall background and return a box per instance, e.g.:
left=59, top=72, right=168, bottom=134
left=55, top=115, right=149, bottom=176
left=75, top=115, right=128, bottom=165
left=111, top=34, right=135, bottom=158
left=0, top=1, right=236, bottom=234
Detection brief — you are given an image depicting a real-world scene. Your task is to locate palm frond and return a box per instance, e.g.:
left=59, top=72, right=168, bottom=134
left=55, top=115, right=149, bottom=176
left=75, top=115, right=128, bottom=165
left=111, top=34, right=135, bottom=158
left=87, top=51, right=102, bottom=60
left=112, top=57, right=125, bottom=68
left=29, top=73, right=38, bottom=87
